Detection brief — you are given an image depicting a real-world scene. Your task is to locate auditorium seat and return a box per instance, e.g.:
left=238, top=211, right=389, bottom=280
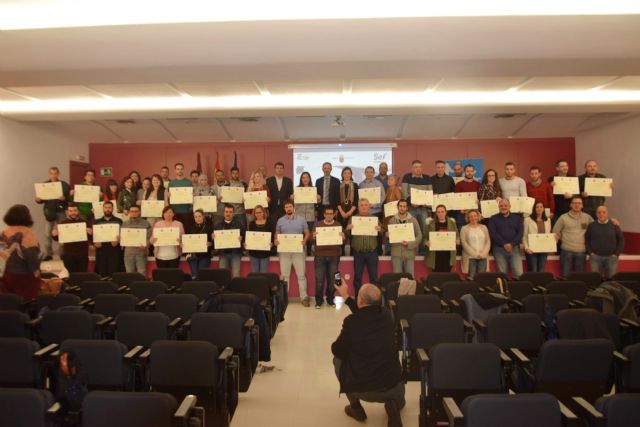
left=546, top=281, right=590, bottom=305
left=523, top=294, right=570, bottom=321
left=617, top=342, right=640, bottom=392
left=154, top=294, right=198, bottom=324
left=0, top=388, right=57, bottom=427
left=0, top=311, right=31, bottom=338
left=81, top=390, right=204, bottom=427
left=197, top=268, right=231, bottom=288
left=0, top=338, right=44, bottom=388
left=67, top=272, right=102, bottom=287
left=228, top=277, right=276, bottom=335
left=424, top=272, right=461, bottom=291
left=571, top=394, right=640, bottom=427
left=38, top=310, right=107, bottom=344
left=110, top=272, right=146, bottom=287
left=74, top=280, right=122, bottom=301
left=519, top=272, right=555, bottom=287
left=152, top=268, right=186, bottom=288
left=35, top=293, right=82, bottom=312
left=181, top=281, right=220, bottom=302
left=93, top=294, right=140, bottom=318
left=248, top=271, right=287, bottom=322
left=505, top=281, right=536, bottom=305
left=566, top=272, right=602, bottom=288
left=473, top=272, right=509, bottom=289
left=116, top=311, right=175, bottom=349
left=0, top=293, right=24, bottom=311
left=475, top=313, right=544, bottom=355
left=128, top=281, right=170, bottom=302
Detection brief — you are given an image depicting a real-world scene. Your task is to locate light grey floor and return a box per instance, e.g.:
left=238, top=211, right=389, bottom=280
left=232, top=301, right=420, bottom=427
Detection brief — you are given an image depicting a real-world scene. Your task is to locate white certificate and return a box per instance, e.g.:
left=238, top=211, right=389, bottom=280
left=193, top=196, right=218, bottom=213
left=388, top=223, right=415, bottom=244
left=57, top=222, right=87, bottom=244
left=120, top=228, right=147, bottom=247
left=245, top=231, right=272, bottom=251
left=243, top=190, right=268, bottom=210
left=428, top=231, right=456, bottom=251
left=277, top=234, right=303, bottom=253
left=74, top=185, right=100, bottom=203
left=316, top=226, right=342, bottom=246
left=294, top=187, right=318, bottom=204
left=220, top=186, right=244, bottom=204
left=169, top=187, right=193, bottom=205
left=153, top=227, right=180, bottom=246
left=553, top=176, right=579, bottom=195
left=141, top=200, right=165, bottom=218
left=410, top=188, right=434, bottom=206
left=92, top=223, right=120, bottom=243
left=351, top=216, right=378, bottom=236
left=528, top=233, right=558, bottom=253
left=35, top=182, right=62, bottom=200
left=384, top=201, right=399, bottom=218
left=182, top=234, right=208, bottom=253
left=452, top=192, right=478, bottom=210
left=358, top=187, right=381, bottom=205
left=509, top=196, right=535, bottom=214
left=584, top=178, right=613, bottom=197
left=480, top=200, right=500, bottom=218
left=433, top=193, right=455, bottom=210
left=92, top=202, right=104, bottom=220
left=214, top=229, right=241, bottom=249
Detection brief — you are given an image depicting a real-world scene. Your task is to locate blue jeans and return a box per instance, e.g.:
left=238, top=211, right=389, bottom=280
left=559, top=250, right=586, bottom=278
left=250, top=256, right=270, bottom=273
left=409, top=206, right=429, bottom=255
left=492, top=245, right=523, bottom=279
left=124, top=252, right=147, bottom=275
left=353, top=250, right=379, bottom=297
left=525, top=253, right=548, bottom=272
left=219, top=253, right=241, bottom=278
left=314, top=255, right=339, bottom=305
left=468, top=258, right=487, bottom=280
left=589, top=254, right=619, bottom=279
left=391, top=257, right=415, bottom=276
left=188, top=256, right=211, bottom=278
left=306, top=222, right=314, bottom=256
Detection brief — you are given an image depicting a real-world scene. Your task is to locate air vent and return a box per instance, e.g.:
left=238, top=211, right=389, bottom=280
left=108, top=119, right=136, bottom=124
left=233, top=117, right=260, bottom=122
left=493, top=113, right=526, bottom=119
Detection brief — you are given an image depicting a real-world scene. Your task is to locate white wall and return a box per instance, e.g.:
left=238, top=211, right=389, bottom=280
left=0, top=117, right=89, bottom=244
left=575, top=115, right=640, bottom=233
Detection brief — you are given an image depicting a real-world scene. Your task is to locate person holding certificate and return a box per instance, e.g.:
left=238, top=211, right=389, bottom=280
left=116, top=176, right=137, bottom=215
left=498, top=162, right=527, bottom=200
left=401, top=160, right=432, bottom=256
left=224, top=166, right=248, bottom=230
left=382, top=174, right=403, bottom=255
left=213, top=204, right=245, bottom=278
left=552, top=196, right=594, bottom=279
left=547, top=160, right=576, bottom=225
left=487, top=199, right=524, bottom=279
left=71, top=169, right=101, bottom=221
left=35, top=166, right=71, bottom=260
left=137, top=177, right=151, bottom=204
left=477, top=169, right=503, bottom=222
left=139, top=174, right=168, bottom=227
left=167, top=163, right=193, bottom=225
left=294, top=172, right=316, bottom=256
left=121, top=205, right=151, bottom=274
left=359, top=166, right=386, bottom=255
left=150, top=206, right=185, bottom=268
left=578, top=160, right=610, bottom=219
left=522, top=202, right=552, bottom=273
left=211, top=169, right=230, bottom=226
left=526, top=166, right=555, bottom=219
left=338, top=167, right=359, bottom=229
left=460, top=210, right=490, bottom=280
left=52, top=203, right=93, bottom=273
left=387, top=199, right=422, bottom=276
left=453, top=164, right=481, bottom=230
left=93, top=201, right=123, bottom=277
left=266, top=161, right=294, bottom=221
left=313, top=206, right=344, bottom=308
left=315, top=162, right=341, bottom=218
left=0, top=205, right=42, bottom=300
left=184, top=209, right=214, bottom=279
left=245, top=170, right=271, bottom=224
left=246, top=205, right=274, bottom=273
left=275, top=200, right=310, bottom=307
left=346, top=199, right=382, bottom=297
left=586, top=206, right=624, bottom=280
left=424, top=205, right=460, bottom=272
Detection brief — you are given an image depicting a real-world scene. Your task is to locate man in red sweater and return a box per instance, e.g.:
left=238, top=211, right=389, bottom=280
left=526, top=166, right=555, bottom=217
left=454, top=164, right=481, bottom=230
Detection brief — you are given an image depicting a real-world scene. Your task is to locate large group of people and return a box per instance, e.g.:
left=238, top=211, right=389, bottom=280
left=0, top=157, right=622, bottom=308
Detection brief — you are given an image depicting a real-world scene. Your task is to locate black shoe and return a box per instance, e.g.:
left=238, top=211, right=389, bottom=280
left=385, top=400, right=403, bottom=427
left=43, top=256, right=53, bottom=261
left=344, top=403, right=367, bottom=422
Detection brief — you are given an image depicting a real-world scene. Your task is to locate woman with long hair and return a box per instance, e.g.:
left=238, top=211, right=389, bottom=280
left=296, top=171, right=316, bottom=255
left=117, top=176, right=137, bottom=215
left=246, top=205, right=274, bottom=272
left=523, top=201, right=551, bottom=272
left=150, top=206, right=184, bottom=268
left=424, top=204, right=460, bottom=272
left=129, top=170, right=142, bottom=192
left=245, top=170, right=271, bottom=224
left=338, top=167, right=358, bottom=227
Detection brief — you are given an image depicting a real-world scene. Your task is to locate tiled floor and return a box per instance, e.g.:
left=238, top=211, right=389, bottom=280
left=232, top=300, right=420, bottom=427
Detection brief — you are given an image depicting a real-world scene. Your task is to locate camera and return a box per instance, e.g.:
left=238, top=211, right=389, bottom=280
left=333, top=271, right=341, bottom=286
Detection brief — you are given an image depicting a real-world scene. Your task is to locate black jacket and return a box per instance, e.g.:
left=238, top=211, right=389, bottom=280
left=331, top=299, right=402, bottom=393
left=266, top=176, right=294, bottom=219
left=315, top=175, right=341, bottom=209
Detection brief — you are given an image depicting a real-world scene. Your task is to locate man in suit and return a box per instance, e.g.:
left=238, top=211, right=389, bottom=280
left=266, top=161, right=294, bottom=219
left=315, top=162, right=341, bottom=218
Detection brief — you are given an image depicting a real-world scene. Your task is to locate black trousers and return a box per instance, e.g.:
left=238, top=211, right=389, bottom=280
left=95, top=245, right=123, bottom=277
left=156, top=258, right=180, bottom=268
left=62, top=253, right=89, bottom=273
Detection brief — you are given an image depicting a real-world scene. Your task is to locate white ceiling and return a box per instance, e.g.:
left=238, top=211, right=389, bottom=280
left=0, top=14, right=639, bottom=141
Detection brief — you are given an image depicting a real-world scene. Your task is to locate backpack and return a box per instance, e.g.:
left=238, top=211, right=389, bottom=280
left=56, top=350, right=88, bottom=426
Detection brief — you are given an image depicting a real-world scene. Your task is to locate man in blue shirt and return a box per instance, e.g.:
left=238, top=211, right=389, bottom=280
left=276, top=200, right=311, bottom=306
left=488, top=199, right=524, bottom=279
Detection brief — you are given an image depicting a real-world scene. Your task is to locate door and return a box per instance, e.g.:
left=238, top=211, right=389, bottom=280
left=69, top=161, right=90, bottom=185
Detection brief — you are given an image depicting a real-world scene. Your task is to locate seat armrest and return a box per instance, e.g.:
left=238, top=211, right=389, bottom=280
left=174, top=395, right=197, bottom=419
left=34, top=343, right=59, bottom=358
left=510, top=299, right=524, bottom=309
left=570, top=397, right=604, bottom=424
left=450, top=299, right=460, bottom=308
left=558, top=401, right=579, bottom=425
left=182, top=319, right=191, bottom=328
left=26, top=316, right=43, bottom=327
left=124, top=345, right=144, bottom=360
left=117, top=285, right=129, bottom=293
left=399, top=319, right=409, bottom=332
left=388, top=300, right=397, bottom=309
left=499, top=350, right=512, bottom=365
left=167, top=286, right=177, bottom=293
left=136, top=298, right=150, bottom=308
left=613, top=351, right=630, bottom=364
left=510, top=347, right=531, bottom=365
left=96, top=316, right=113, bottom=327
left=473, top=319, right=487, bottom=330
left=432, top=286, right=441, bottom=294
left=416, top=348, right=429, bottom=365
left=569, top=299, right=586, bottom=308
left=218, top=346, right=234, bottom=361
left=533, top=286, right=545, bottom=293
left=244, top=318, right=255, bottom=329
left=79, top=298, right=93, bottom=306
left=139, top=349, right=151, bottom=360
left=621, top=318, right=640, bottom=328
left=442, top=397, right=464, bottom=427
left=168, top=317, right=183, bottom=328
left=46, top=402, right=62, bottom=417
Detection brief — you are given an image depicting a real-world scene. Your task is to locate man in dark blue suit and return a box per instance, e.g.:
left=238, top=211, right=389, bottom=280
left=315, top=162, right=341, bottom=218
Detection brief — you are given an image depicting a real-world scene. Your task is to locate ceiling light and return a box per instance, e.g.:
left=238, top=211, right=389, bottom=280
left=1, top=1, right=639, bottom=30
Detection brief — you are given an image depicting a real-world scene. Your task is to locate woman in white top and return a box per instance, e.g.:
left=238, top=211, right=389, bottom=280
left=150, top=206, right=185, bottom=268
left=523, top=201, right=552, bottom=272
left=460, top=209, right=491, bottom=280
left=138, top=174, right=168, bottom=227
